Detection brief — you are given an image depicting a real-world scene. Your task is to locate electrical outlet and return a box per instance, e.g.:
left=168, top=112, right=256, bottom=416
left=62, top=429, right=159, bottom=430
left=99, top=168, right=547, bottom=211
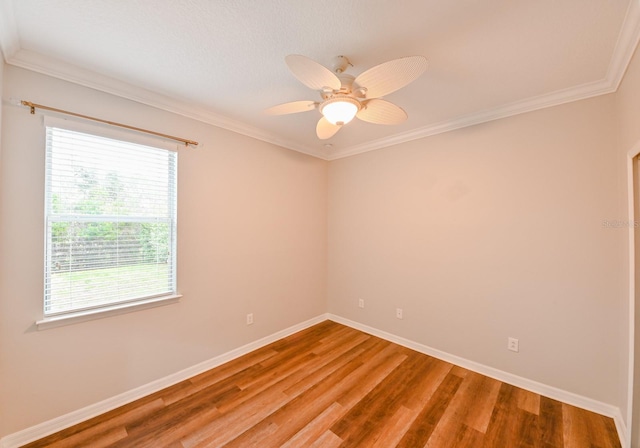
left=396, top=308, right=403, bottom=319
left=508, top=337, right=519, bottom=352
left=246, top=313, right=254, bottom=325
left=358, top=299, right=365, bottom=309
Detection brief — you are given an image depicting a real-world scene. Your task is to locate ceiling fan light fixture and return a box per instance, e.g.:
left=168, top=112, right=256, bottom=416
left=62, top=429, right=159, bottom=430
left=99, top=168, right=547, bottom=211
left=320, top=97, right=360, bottom=125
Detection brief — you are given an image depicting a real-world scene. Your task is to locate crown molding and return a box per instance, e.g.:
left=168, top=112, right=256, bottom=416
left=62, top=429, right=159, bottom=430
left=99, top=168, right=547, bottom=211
left=608, top=0, right=640, bottom=90
left=3, top=49, right=328, bottom=160
left=327, top=78, right=615, bottom=160
left=326, top=0, right=640, bottom=160
left=1, top=0, right=639, bottom=162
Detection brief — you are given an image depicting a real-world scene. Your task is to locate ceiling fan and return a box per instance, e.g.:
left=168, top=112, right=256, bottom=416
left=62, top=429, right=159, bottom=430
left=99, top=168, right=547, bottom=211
left=266, top=54, right=428, bottom=140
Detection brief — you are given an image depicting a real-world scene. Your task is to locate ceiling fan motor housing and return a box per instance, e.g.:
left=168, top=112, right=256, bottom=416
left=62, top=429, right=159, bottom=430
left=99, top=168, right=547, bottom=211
left=321, top=73, right=356, bottom=99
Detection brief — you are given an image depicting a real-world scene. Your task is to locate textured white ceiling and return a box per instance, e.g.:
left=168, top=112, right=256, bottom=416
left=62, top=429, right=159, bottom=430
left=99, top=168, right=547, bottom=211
left=1, top=0, right=638, bottom=159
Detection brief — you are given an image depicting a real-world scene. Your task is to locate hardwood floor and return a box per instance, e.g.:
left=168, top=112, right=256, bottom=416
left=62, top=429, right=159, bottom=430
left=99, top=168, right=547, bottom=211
left=22, top=321, right=620, bottom=447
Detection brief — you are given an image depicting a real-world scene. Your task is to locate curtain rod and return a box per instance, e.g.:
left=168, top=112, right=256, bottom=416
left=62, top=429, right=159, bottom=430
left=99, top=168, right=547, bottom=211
left=20, top=100, right=199, bottom=147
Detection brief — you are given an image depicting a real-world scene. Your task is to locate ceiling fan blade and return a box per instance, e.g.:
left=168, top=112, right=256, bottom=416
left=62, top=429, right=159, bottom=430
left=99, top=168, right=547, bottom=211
left=316, top=116, right=342, bottom=140
left=354, top=56, right=428, bottom=99
left=357, top=99, right=407, bottom=125
left=265, top=100, right=317, bottom=115
left=285, top=54, right=341, bottom=91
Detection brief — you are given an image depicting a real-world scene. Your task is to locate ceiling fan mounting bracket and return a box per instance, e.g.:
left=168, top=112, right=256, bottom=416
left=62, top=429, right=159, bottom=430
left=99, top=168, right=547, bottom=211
left=332, top=55, right=352, bottom=74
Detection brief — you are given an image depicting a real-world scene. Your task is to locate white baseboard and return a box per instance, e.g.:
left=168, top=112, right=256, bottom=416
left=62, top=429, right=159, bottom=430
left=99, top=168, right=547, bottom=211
left=1, top=313, right=627, bottom=448
left=0, top=313, right=330, bottom=448
left=327, top=314, right=628, bottom=447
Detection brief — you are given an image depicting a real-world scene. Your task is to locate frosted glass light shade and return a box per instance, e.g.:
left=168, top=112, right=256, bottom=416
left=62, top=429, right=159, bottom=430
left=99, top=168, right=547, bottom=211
left=320, top=98, right=360, bottom=125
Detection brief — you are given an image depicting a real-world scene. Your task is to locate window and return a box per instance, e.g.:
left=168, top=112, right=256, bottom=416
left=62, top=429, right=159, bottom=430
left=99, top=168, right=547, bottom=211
left=44, top=123, right=177, bottom=317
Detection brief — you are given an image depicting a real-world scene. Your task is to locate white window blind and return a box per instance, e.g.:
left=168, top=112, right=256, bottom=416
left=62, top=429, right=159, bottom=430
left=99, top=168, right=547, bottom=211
left=44, top=125, right=177, bottom=316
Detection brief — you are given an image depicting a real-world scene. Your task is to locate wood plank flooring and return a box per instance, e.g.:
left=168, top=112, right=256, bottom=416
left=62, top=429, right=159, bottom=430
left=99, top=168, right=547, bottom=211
left=22, top=321, right=621, bottom=447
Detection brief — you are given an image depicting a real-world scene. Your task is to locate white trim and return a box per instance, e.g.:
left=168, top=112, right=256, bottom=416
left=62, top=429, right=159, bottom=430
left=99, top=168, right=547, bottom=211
left=325, top=0, right=638, bottom=162
left=35, top=294, right=182, bottom=331
left=326, top=79, right=614, bottom=160
left=326, top=314, right=627, bottom=446
left=0, top=313, right=627, bottom=447
left=627, top=148, right=635, bottom=448
left=4, top=49, right=327, bottom=160
left=0, top=3, right=639, bottom=161
left=619, top=408, right=630, bottom=448
left=627, top=141, right=640, bottom=448
left=609, top=0, right=640, bottom=91
left=0, top=313, right=329, bottom=448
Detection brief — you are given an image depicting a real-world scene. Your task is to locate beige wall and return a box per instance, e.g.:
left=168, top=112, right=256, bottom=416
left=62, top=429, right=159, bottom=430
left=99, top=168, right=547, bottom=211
left=0, top=66, right=328, bottom=437
left=328, top=94, right=625, bottom=407
left=2, top=48, right=638, bottom=439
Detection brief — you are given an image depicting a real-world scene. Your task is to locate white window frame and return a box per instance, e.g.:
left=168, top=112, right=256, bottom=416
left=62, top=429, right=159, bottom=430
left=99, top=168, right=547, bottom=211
left=37, top=116, right=181, bottom=330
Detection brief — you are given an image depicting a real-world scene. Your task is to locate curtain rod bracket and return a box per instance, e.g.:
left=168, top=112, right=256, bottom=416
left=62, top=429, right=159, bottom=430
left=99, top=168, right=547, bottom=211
left=21, top=100, right=35, bottom=114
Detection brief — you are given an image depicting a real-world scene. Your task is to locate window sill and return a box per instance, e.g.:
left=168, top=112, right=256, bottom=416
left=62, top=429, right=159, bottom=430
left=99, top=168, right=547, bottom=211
left=35, top=294, right=182, bottom=330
